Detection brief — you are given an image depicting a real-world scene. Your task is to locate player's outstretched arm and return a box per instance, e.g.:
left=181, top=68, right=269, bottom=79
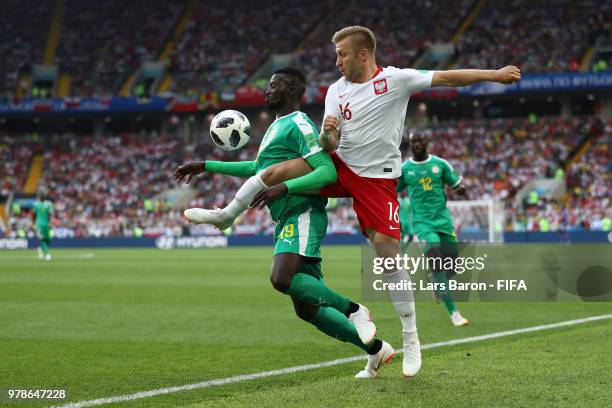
left=431, top=66, right=521, bottom=88
left=173, top=160, right=257, bottom=184
left=249, top=151, right=336, bottom=209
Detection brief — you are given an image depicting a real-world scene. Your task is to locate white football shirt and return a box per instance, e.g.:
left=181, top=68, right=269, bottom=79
left=324, top=66, right=433, bottom=178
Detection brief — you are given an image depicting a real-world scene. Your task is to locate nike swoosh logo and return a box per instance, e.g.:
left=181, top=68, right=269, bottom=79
left=283, top=239, right=293, bottom=245
left=389, top=226, right=399, bottom=230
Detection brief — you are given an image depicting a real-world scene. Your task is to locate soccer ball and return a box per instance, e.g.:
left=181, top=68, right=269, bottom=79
left=209, top=110, right=251, bottom=151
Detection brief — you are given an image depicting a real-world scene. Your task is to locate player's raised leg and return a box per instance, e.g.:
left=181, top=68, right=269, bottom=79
left=185, top=172, right=267, bottom=228
left=183, top=158, right=313, bottom=228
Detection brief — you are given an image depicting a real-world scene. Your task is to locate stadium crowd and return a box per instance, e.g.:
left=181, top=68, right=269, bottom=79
left=55, top=0, right=183, bottom=97
left=0, top=0, right=51, bottom=101
left=454, top=0, right=609, bottom=73
left=2, top=0, right=610, bottom=100
left=0, top=134, right=37, bottom=197
left=3, top=114, right=610, bottom=239
left=169, top=0, right=329, bottom=95
left=293, top=0, right=475, bottom=87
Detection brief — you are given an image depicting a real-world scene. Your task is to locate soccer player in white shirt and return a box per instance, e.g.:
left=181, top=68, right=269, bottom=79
left=182, top=26, right=520, bottom=379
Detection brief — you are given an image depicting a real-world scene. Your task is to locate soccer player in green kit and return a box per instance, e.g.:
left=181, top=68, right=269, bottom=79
left=173, top=68, right=395, bottom=378
left=397, top=132, right=469, bottom=326
left=32, top=190, right=53, bottom=261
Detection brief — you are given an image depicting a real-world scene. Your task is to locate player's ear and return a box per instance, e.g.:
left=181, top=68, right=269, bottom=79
left=359, top=48, right=368, bottom=61
left=288, top=80, right=299, bottom=97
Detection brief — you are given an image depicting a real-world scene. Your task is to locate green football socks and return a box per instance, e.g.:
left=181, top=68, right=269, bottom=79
left=285, top=273, right=350, bottom=314
left=40, top=240, right=49, bottom=256
left=432, top=271, right=457, bottom=315
left=309, top=306, right=371, bottom=352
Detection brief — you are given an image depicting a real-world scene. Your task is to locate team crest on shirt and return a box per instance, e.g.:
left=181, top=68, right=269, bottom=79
left=432, top=165, right=440, bottom=174
left=373, top=78, right=388, bottom=95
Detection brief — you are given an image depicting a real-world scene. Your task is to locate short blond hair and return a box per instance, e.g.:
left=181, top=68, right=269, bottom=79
left=332, top=26, right=376, bottom=53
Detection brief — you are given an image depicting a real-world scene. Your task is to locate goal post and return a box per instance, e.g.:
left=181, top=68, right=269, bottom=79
left=447, top=199, right=504, bottom=242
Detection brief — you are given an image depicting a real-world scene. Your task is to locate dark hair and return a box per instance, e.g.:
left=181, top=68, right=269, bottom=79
left=274, top=67, right=306, bottom=86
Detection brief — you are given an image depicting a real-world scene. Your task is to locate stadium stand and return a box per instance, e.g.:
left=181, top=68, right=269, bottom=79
left=1, top=2, right=611, bottom=239
left=293, top=0, right=475, bottom=87
left=2, top=0, right=609, bottom=98
left=0, top=0, right=51, bottom=100
left=0, top=134, right=38, bottom=197
left=4, top=115, right=609, bottom=238
left=168, top=0, right=330, bottom=95
left=453, top=0, right=610, bottom=73
left=564, top=124, right=611, bottom=231
left=55, top=0, right=183, bottom=97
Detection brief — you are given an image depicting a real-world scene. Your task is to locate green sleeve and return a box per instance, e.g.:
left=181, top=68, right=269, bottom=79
left=441, top=159, right=461, bottom=187
left=289, top=113, right=323, bottom=159
left=205, top=160, right=257, bottom=177
left=396, top=175, right=407, bottom=193
left=396, top=165, right=408, bottom=192
left=283, top=151, right=337, bottom=194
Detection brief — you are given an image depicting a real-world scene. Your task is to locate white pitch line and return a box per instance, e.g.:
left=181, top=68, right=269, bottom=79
left=51, top=313, right=612, bottom=408
left=3, top=252, right=96, bottom=260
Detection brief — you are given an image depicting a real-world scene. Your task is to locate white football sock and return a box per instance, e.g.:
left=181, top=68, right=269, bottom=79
left=222, top=173, right=267, bottom=219
left=384, top=269, right=417, bottom=333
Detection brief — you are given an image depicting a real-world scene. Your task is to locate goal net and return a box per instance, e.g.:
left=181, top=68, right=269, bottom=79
left=447, top=199, right=504, bottom=242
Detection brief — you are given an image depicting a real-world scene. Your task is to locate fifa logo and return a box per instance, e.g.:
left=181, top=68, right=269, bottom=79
left=373, top=78, right=388, bottom=95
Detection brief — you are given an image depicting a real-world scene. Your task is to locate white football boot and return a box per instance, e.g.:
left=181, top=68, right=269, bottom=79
left=45, top=254, right=52, bottom=261
left=450, top=311, right=469, bottom=326
left=348, top=304, right=376, bottom=345
left=183, top=207, right=233, bottom=230
left=37, top=247, right=44, bottom=259
left=355, top=340, right=395, bottom=379
left=402, top=331, right=422, bottom=377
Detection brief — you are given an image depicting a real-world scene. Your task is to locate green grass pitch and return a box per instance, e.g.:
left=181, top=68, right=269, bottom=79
left=1, top=247, right=610, bottom=407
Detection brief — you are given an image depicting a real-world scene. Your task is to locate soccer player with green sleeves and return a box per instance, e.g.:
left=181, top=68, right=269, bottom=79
left=173, top=68, right=395, bottom=378
left=397, top=132, right=469, bottom=326
left=32, top=191, right=53, bottom=261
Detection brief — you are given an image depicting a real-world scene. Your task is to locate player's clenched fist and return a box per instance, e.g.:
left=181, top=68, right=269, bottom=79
left=494, top=66, right=521, bottom=84
left=322, top=116, right=341, bottom=133
left=173, top=161, right=205, bottom=184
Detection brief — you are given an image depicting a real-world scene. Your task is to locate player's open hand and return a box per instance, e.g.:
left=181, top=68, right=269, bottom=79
left=173, top=161, right=205, bottom=184
left=249, top=184, right=289, bottom=210
left=494, top=66, right=521, bottom=84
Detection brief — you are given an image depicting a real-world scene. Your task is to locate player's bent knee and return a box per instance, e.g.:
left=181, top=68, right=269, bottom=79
left=269, top=272, right=293, bottom=293
left=293, top=303, right=319, bottom=321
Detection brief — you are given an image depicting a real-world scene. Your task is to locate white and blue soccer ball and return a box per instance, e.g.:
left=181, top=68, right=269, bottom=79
left=209, top=109, right=251, bottom=151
